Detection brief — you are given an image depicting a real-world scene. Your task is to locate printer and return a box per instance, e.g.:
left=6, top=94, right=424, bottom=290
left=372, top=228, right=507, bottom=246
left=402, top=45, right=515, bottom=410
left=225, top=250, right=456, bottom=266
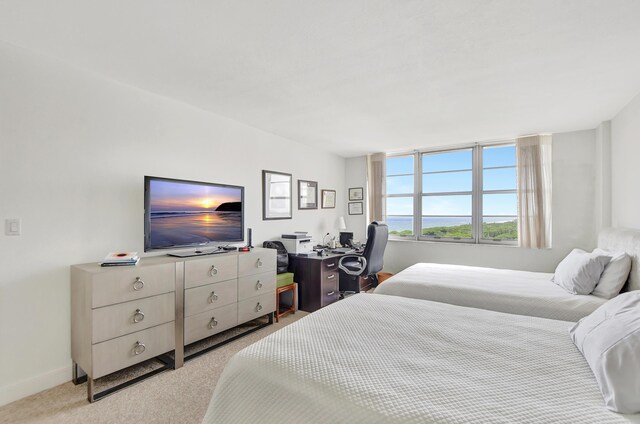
left=281, top=233, right=313, bottom=254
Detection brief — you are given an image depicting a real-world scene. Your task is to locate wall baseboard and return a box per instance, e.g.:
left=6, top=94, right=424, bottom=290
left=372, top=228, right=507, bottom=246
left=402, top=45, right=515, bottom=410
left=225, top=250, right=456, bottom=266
left=0, top=365, right=71, bottom=407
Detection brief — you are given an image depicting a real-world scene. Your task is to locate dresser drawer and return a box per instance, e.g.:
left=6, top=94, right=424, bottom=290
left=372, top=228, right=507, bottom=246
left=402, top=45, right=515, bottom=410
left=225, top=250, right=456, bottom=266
left=92, top=292, right=175, bottom=344
left=238, top=292, right=276, bottom=324
left=184, top=279, right=237, bottom=317
left=91, top=263, right=175, bottom=308
left=238, top=271, right=276, bottom=301
left=184, top=303, right=238, bottom=345
left=92, top=322, right=174, bottom=379
left=184, top=255, right=238, bottom=289
left=238, top=250, right=276, bottom=277
left=321, top=271, right=339, bottom=307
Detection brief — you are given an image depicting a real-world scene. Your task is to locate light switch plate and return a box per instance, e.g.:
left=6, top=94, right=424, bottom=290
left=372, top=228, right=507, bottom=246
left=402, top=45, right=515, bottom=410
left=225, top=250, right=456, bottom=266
left=5, top=218, right=21, bottom=236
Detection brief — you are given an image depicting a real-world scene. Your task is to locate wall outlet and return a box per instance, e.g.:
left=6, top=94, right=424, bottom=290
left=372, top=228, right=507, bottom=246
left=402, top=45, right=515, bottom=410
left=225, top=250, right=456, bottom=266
left=5, top=218, right=21, bottom=236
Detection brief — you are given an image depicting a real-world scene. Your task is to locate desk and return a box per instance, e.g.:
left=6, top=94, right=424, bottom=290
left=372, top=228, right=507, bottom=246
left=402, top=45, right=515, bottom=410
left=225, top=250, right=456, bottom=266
left=288, top=253, right=341, bottom=312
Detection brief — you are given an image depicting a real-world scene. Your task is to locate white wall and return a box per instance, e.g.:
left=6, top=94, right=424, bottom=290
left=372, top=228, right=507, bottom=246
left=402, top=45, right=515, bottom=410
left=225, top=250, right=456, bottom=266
left=344, top=157, right=368, bottom=242
left=611, top=92, right=640, bottom=229
left=346, top=129, right=598, bottom=274
left=0, top=43, right=345, bottom=405
left=594, top=121, right=612, bottom=233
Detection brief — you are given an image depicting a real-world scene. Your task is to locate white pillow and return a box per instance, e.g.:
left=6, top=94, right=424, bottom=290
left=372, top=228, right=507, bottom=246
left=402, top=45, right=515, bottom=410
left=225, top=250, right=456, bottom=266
left=591, top=248, right=631, bottom=299
left=569, top=291, right=640, bottom=413
left=552, top=249, right=611, bottom=295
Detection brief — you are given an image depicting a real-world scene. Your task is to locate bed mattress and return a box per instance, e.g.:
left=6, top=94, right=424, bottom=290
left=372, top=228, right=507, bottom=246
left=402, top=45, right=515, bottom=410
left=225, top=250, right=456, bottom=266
left=374, top=263, right=607, bottom=321
left=203, top=294, right=637, bottom=424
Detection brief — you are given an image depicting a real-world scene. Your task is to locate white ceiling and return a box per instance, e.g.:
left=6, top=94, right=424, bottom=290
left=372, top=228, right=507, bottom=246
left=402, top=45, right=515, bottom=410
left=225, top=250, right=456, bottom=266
left=1, top=0, right=640, bottom=157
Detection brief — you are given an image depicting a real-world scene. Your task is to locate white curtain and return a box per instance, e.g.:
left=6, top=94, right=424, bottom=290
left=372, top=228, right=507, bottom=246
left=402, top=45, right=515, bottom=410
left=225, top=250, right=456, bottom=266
left=516, top=135, right=552, bottom=248
left=367, top=153, right=386, bottom=222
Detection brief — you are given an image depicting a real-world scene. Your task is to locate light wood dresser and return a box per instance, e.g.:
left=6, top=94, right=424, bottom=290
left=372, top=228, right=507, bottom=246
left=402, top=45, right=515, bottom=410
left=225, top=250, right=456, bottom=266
left=71, top=248, right=276, bottom=401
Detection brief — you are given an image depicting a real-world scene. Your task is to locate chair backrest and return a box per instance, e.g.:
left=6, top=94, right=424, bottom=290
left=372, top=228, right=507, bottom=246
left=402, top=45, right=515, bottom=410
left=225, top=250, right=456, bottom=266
left=362, top=221, right=388, bottom=275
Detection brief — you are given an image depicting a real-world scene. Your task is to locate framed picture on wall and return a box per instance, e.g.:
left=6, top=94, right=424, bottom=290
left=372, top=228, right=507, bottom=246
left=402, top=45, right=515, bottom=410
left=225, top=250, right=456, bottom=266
left=321, top=189, right=336, bottom=209
left=348, top=202, right=364, bottom=215
left=298, top=180, right=318, bottom=209
left=349, top=187, right=364, bottom=201
left=262, top=170, right=292, bottom=220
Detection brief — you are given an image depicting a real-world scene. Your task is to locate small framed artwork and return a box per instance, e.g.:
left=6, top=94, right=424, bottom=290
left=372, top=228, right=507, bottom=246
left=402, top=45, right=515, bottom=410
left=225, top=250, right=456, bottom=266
left=298, top=180, right=318, bottom=209
left=348, top=202, right=364, bottom=215
left=262, top=170, right=292, bottom=220
left=349, top=187, right=364, bottom=201
left=321, top=189, right=336, bottom=209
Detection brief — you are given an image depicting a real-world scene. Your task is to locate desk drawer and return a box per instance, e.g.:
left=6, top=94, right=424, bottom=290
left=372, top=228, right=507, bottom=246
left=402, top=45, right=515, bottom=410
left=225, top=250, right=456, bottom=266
left=321, top=271, right=339, bottom=307
left=92, top=322, right=174, bottom=379
left=238, top=292, right=276, bottom=324
left=184, top=255, right=238, bottom=289
left=322, top=270, right=339, bottom=286
left=238, top=250, right=276, bottom=276
left=184, top=303, right=238, bottom=345
left=184, top=279, right=237, bottom=317
left=322, top=259, right=339, bottom=272
left=91, top=263, right=175, bottom=308
left=238, top=271, right=276, bottom=301
left=92, top=292, right=175, bottom=344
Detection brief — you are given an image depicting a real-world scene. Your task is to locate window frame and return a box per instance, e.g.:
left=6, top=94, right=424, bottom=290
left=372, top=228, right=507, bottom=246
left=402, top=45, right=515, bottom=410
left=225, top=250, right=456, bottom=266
left=385, top=141, right=517, bottom=245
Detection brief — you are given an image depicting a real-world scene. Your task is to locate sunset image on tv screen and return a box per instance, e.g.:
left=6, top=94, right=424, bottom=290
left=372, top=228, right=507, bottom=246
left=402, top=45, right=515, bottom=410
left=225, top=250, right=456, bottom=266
left=148, top=179, right=242, bottom=249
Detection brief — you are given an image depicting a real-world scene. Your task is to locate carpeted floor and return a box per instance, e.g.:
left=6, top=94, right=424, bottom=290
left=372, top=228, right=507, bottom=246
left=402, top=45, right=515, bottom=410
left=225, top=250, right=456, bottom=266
left=0, top=312, right=307, bottom=424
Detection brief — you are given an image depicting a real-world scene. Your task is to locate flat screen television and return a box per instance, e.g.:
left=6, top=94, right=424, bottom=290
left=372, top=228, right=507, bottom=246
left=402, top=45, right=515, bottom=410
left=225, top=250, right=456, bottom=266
left=144, top=176, right=244, bottom=252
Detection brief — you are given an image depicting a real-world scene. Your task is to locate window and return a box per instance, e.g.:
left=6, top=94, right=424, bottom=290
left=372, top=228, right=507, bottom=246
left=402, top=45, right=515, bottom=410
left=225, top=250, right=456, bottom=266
left=422, top=148, right=473, bottom=240
left=480, top=145, right=517, bottom=242
left=385, top=143, right=518, bottom=244
left=385, top=155, right=414, bottom=237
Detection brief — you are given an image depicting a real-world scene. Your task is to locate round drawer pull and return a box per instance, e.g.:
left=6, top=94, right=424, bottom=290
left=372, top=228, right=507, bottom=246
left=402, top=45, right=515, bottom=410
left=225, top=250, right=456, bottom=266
left=208, top=317, right=218, bottom=329
left=256, top=281, right=263, bottom=290
left=208, top=291, right=218, bottom=303
left=256, top=259, right=263, bottom=268
left=133, top=309, right=145, bottom=323
left=133, top=341, right=146, bottom=355
left=133, top=277, right=145, bottom=291
left=210, top=265, right=218, bottom=276
left=255, top=302, right=263, bottom=312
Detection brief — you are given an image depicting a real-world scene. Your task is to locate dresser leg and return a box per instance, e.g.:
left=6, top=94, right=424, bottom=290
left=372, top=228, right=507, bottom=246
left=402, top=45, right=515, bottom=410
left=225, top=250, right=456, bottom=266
left=87, top=377, right=95, bottom=403
left=268, top=312, right=274, bottom=324
left=72, top=362, right=87, bottom=385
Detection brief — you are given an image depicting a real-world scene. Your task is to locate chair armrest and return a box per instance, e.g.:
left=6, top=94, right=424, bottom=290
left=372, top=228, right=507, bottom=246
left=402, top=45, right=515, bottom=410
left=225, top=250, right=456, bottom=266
left=338, top=255, right=367, bottom=276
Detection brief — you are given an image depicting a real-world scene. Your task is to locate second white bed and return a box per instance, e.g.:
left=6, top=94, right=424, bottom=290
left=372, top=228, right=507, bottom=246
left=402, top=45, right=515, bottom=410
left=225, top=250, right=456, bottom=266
left=375, top=228, right=640, bottom=321
left=374, top=262, right=606, bottom=321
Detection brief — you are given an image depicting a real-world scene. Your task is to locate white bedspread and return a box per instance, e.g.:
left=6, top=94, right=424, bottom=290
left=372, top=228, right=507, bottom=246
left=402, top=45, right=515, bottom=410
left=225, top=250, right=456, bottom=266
left=203, top=294, right=638, bottom=424
left=374, top=263, right=607, bottom=321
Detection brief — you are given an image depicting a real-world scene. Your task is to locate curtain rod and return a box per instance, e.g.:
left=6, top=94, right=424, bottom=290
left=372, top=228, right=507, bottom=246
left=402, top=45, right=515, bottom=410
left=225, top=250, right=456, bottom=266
left=383, top=133, right=552, bottom=157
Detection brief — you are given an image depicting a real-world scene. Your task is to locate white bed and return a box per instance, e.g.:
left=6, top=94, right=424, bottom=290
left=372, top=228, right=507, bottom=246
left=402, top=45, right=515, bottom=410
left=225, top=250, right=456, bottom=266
left=374, top=263, right=605, bottom=321
left=374, top=228, right=640, bottom=321
left=203, top=294, right=640, bottom=424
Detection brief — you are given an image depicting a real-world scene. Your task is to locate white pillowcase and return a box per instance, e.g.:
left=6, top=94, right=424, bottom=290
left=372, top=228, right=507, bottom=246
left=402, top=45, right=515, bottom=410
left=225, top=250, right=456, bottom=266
left=569, top=291, right=640, bottom=413
left=552, top=249, right=611, bottom=295
left=591, top=248, right=631, bottom=299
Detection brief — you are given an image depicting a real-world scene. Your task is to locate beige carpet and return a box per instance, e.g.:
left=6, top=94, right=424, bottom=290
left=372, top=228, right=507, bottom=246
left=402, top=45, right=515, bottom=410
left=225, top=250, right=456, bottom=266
left=0, top=312, right=307, bottom=424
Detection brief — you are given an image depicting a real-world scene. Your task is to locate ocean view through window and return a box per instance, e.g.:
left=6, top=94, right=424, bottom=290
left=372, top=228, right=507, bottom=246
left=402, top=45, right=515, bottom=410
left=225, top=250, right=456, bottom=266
left=385, top=143, right=518, bottom=244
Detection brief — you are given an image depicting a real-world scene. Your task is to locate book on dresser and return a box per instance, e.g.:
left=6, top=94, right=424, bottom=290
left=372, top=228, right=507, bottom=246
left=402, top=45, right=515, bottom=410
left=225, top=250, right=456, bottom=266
left=101, top=251, right=140, bottom=266
left=70, top=247, right=277, bottom=402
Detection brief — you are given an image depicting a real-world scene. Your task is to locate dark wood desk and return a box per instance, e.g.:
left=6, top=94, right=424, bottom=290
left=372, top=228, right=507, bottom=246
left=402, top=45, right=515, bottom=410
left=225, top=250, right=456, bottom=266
left=288, top=253, right=341, bottom=312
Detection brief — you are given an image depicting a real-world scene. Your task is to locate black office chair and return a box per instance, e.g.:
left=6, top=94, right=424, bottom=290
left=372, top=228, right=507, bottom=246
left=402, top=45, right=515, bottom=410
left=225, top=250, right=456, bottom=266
left=338, top=221, right=388, bottom=293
